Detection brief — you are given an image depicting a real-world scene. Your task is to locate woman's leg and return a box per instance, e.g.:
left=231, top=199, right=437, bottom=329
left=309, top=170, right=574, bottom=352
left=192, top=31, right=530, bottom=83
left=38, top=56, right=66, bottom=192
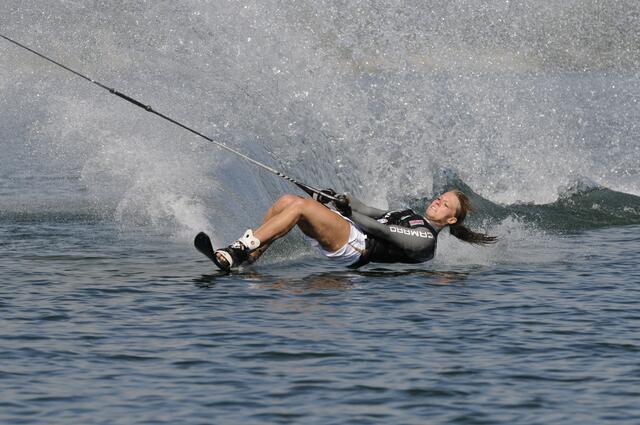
left=255, top=195, right=350, bottom=249
left=246, top=195, right=298, bottom=262
left=242, top=194, right=351, bottom=263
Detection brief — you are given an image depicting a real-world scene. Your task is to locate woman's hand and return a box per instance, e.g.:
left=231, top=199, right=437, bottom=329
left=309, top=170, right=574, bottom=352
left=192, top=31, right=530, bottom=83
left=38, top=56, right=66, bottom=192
left=334, top=194, right=352, bottom=217
left=312, top=188, right=337, bottom=204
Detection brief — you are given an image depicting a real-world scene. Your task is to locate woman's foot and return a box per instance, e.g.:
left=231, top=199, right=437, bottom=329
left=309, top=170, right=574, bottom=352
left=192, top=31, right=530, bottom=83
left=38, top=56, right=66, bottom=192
left=213, top=230, right=261, bottom=271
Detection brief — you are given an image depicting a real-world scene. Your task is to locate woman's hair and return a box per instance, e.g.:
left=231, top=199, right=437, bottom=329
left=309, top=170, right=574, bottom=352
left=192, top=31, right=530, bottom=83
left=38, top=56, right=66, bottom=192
left=449, top=190, right=497, bottom=245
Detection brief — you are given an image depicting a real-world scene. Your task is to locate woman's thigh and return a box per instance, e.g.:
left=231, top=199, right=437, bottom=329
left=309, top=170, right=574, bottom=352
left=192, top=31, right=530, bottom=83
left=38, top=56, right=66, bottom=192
left=297, top=201, right=352, bottom=252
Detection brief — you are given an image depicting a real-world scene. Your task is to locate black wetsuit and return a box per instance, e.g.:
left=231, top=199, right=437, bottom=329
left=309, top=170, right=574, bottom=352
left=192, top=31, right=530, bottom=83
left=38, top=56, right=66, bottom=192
left=346, top=197, right=439, bottom=268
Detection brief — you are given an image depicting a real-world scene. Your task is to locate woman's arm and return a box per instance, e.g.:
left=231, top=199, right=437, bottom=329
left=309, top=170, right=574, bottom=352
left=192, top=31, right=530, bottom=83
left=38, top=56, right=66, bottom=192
left=346, top=195, right=388, bottom=219
left=350, top=211, right=435, bottom=253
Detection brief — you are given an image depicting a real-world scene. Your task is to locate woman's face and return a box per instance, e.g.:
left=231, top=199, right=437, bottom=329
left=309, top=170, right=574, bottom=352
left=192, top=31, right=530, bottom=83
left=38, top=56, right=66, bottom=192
left=425, top=191, right=460, bottom=226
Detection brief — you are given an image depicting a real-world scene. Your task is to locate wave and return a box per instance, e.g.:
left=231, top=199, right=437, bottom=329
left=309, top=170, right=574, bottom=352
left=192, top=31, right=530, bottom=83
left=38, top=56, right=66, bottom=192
left=5, top=168, right=639, bottom=236
left=408, top=169, right=640, bottom=232
left=0, top=199, right=109, bottom=224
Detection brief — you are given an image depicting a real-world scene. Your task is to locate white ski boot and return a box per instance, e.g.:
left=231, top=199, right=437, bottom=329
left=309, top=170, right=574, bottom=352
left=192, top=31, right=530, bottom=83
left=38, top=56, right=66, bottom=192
left=213, top=229, right=261, bottom=272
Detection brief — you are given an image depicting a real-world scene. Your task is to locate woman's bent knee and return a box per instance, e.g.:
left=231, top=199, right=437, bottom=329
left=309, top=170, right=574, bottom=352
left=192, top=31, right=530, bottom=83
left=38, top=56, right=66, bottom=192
left=274, top=194, right=301, bottom=209
left=272, top=195, right=322, bottom=219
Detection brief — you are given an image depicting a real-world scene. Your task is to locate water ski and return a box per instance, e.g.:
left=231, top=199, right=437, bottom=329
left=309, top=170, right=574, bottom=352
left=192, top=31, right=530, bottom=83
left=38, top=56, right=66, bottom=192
left=194, top=232, right=230, bottom=272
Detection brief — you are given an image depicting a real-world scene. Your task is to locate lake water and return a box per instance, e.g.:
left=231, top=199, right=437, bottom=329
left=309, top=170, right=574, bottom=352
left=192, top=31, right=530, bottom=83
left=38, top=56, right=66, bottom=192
left=2, top=1, right=640, bottom=424
left=2, top=218, right=639, bottom=424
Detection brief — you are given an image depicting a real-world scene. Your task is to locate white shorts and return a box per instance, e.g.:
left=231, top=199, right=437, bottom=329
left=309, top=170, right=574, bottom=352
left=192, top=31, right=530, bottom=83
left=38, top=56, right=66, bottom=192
left=303, top=211, right=367, bottom=267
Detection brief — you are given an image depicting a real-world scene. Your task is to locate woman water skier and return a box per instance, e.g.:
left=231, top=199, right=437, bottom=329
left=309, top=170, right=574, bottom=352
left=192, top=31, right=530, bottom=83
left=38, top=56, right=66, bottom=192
left=211, top=190, right=496, bottom=271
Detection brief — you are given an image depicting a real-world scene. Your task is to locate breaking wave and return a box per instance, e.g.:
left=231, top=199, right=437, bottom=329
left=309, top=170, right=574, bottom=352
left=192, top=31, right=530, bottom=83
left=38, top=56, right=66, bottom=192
left=410, top=169, right=640, bottom=232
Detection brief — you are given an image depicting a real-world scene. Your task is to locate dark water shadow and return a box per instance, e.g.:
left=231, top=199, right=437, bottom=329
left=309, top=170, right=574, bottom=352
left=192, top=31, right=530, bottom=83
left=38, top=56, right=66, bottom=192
left=192, top=269, right=356, bottom=290
left=357, top=267, right=471, bottom=285
left=192, top=271, right=231, bottom=287
left=193, top=266, right=470, bottom=290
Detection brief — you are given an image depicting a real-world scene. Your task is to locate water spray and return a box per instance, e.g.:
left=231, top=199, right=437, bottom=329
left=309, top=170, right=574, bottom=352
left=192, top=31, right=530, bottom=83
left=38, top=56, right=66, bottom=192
left=0, top=33, right=337, bottom=201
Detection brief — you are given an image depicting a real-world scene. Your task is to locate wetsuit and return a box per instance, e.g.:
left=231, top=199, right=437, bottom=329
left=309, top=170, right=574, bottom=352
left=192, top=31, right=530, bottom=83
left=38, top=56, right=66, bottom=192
left=345, top=196, right=440, bottom=268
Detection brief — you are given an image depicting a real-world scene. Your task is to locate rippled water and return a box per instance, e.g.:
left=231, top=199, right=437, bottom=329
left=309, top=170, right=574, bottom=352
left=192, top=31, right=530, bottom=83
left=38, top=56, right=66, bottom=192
left=2, top=1, right=640, bottom=423
left=2, top=220, right=639, bottom=424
